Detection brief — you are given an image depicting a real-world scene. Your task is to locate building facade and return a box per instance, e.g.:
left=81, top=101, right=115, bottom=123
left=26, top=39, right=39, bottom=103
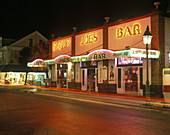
left=29, top=7, right=170, bottom=98
left=0, top=31, right=49, bottom=85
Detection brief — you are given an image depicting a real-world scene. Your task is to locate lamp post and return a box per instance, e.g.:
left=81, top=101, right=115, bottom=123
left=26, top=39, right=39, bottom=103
left=143, top=26, right=152, bottom=99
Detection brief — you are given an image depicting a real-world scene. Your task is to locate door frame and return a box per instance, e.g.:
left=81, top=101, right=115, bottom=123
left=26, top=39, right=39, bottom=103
left=117, top=66, right=142, bottom=95
left=81, top=69, right=87, bottom=90
left=95, top=68, right=98, bottom=92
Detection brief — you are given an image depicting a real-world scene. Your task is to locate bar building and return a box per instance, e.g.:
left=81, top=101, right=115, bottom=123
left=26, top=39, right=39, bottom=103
left=28, top=3, right=170, bottom=98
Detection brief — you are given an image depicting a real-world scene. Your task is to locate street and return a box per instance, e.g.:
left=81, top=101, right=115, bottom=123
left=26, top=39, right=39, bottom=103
left=0, top=87, right=170, bottom=135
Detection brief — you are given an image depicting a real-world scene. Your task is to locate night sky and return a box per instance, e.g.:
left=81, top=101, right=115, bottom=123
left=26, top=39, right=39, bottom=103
left=1, top=0, right=170, bottom=39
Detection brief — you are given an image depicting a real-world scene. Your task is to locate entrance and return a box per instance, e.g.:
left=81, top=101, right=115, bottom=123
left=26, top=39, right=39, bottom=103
left=124, top=67, right=138, bottom=94
left=81, top=68, right=98, bottom=92
left=117, top=66, right=142, bottom=95
left=57, top=69, right=68, bottom=88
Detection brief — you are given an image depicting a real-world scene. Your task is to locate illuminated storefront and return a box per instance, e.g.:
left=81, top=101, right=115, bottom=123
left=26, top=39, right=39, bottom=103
left=46, top=37, right=73, bottom=88
left=71, top=48, right=159, bottom=95
left=0, top=72, right=26, bottom=85
left=27, top=59, right=47, bottom=86
left=28, top=10, right=170, bottom=98
left=45, top=55, right=71, bottom=88
left=0, top=70, right=46, bottom=86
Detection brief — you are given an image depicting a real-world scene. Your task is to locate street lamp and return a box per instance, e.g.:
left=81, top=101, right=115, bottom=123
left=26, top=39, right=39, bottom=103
left=143, top=25, right=152, bottom=99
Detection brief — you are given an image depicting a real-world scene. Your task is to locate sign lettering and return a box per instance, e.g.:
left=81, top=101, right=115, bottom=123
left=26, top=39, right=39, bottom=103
left=53, top=38, right=71, bottom=51
left=80, top=33, right=98, bottom=45
left=92, top=53, right=106, bottom=60
left=116, top=23, right=141, bottom=39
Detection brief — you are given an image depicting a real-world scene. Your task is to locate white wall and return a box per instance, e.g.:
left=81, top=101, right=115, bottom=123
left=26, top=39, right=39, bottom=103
left=75, top=62, right=81, bottom=83
left=51, top=64, right=57, bottom=81
left=98, top=61, right=103, bottom=83
left=67, top=62, right=72, bottom=82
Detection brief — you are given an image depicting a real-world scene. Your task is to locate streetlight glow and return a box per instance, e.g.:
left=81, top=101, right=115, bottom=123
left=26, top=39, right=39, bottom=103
left=143, top=25, right=152, bottom=45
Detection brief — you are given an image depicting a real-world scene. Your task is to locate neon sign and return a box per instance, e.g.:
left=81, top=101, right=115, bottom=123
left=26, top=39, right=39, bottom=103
left=54, top=55, right=71, bottom=63
left=28, top=48, right=160, bottom=66
left=116, top=23, right=141, bottom=39
left=88, top=49, right=114, bottom=61
left=130, top=48, right=160, bottom=58
left=71, top=48, right=159, bottom=62
left=118, top=57, right=143, bottom=65
left=113, top=50, right=130, bottom=58
left=71, top=55, right=89, bottom=62
left=52, top=38, right=71, bottom=51
left=28, top=59, right=45, bottom=67
left=80, top=33, right=98, bottom=45
left=44, top=59, right=55, bottom=65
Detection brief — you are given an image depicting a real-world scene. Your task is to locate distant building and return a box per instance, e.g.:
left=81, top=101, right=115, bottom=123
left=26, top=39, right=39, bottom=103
left=0, top=31, right=49, bottom=85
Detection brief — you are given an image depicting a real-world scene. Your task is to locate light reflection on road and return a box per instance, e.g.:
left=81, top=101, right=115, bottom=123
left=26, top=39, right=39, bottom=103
left=0, top=89, right=170, bottom=135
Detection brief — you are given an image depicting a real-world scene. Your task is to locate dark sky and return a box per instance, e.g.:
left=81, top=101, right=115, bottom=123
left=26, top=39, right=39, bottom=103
left=1, top=0, right=170, bottom=39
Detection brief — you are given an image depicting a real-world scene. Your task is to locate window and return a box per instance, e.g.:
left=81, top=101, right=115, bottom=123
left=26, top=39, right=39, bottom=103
left=39, top=39, right=43, bottom=45
left=28, top=38, right=33, bottom=47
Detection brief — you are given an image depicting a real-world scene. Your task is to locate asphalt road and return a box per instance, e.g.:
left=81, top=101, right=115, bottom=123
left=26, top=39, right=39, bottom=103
left=0, top=87, right=170, bottom=135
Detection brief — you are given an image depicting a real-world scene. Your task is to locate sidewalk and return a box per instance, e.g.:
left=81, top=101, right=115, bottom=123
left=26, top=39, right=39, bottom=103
left=1, top=84, right=170, bottom=109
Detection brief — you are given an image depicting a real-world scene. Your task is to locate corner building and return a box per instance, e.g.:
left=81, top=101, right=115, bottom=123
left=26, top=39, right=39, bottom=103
left=30, top=10, right=170, bottom=98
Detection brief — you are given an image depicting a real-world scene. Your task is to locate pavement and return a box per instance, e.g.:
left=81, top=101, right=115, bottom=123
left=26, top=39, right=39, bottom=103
left=1, top=84, right=170, bottom=109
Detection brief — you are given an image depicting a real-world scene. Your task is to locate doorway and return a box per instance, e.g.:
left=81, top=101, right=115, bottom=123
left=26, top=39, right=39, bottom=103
left=57, top=69, right=68, bottom=88
left=124, top=67, right=138, bottom=94
left=117, top=66, right=142, bottom=95
left=81, top=68, right=98, bottom=92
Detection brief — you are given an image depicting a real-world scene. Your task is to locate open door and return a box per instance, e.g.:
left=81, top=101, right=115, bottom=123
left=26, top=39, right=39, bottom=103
left=81, top=69, right=87, bottom=90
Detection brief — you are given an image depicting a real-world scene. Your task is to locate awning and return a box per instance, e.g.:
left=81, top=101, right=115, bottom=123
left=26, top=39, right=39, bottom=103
left=71, top=48, right=160, bottom=62
left=27, top=48, right=160, bottom=65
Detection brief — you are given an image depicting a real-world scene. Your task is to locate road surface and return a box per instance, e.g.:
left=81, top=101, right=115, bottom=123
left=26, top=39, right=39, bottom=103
left=0, top=88, right=170, bottom=135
